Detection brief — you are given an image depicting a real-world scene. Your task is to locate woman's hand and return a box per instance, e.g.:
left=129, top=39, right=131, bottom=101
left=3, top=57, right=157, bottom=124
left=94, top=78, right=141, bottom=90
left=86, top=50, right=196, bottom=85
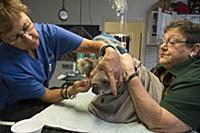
left=91, top=48, right=123, bottom=95
left=120, top=54, right=135, bottom=76
left=68, top=78, right=91, bottom=96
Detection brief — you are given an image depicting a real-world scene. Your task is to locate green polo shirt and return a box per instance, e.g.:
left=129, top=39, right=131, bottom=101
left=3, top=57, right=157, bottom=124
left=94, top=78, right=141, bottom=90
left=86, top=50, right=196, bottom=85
left=157, top=56, right=200, bottom=130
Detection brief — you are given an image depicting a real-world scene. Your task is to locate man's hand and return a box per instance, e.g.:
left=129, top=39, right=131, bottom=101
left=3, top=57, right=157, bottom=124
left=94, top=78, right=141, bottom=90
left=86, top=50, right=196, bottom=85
left=91, top=47, right=123, bottom=95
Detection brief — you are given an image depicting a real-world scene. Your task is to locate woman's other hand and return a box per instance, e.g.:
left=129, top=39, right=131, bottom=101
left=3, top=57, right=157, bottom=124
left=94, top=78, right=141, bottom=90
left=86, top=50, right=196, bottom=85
left=91, top=48, right=123, bottom=95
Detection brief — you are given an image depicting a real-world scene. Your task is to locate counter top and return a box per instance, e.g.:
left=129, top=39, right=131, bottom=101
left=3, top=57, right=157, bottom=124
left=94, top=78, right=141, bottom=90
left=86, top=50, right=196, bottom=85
left=0, top=99, right=79, bottom=133
left=2, top=98, right=198, bottom=133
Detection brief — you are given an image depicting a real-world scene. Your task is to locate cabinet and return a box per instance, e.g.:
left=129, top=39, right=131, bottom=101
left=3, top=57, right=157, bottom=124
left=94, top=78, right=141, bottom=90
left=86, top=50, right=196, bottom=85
left=146, top=11, right=159, bottom=45
left=147, top=8, right=200, bottom=46
left=104, top=20, right=144, bottom=60
left=49, top=61, right=76, bottom=88
left=146, top=9, right=176, bottom=45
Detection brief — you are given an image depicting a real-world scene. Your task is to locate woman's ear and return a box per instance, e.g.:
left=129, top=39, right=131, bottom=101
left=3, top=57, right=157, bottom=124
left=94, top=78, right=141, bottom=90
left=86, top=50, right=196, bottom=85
left=190, top=43, right=200, bottom=57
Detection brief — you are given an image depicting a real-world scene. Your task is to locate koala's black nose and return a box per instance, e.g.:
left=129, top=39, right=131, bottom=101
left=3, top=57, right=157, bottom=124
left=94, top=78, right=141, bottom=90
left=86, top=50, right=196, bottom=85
left=91, top=83, right=100, bottom=95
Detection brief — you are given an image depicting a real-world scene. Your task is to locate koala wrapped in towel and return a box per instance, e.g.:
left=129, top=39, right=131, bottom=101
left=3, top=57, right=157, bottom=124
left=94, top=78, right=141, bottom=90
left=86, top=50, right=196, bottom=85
left=77, top=34, right=164, bottom=123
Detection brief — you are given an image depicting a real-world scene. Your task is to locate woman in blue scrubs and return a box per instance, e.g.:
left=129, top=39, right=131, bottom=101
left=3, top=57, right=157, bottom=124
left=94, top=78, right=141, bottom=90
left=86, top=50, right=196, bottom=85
left=0, top=0, right=122, bottom=110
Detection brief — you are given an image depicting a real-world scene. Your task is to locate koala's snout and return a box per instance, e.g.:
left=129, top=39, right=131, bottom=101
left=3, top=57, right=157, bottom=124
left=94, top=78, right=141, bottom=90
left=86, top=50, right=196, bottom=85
left=91, top=83, right=101, bottom=95
left=91, top=71, right=112, bottom=95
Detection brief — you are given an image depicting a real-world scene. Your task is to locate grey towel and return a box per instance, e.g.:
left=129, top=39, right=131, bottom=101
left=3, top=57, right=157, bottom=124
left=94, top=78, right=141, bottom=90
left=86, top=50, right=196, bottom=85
left=88, top=59, right=164, bottom=123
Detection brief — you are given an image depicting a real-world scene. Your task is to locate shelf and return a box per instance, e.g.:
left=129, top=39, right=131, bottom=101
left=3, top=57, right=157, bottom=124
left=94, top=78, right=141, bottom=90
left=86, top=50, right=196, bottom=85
left=146, top=43, right=159, bottom=46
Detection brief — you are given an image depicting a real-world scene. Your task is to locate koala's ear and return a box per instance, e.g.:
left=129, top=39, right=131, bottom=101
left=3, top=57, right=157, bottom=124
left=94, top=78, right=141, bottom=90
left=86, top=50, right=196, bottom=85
left=77, top=58, right=97, bottom=76
left=77, top=58, right=86, bottom=71
left=77, top=59, right=83, bottom=68
left=84, top=58, right=96, bottom=63
left=91, top=60, right=97, bottom=67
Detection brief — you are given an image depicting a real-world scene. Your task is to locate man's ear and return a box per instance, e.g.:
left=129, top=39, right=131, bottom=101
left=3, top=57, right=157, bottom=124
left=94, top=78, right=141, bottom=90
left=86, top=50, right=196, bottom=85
left=190, top=43, right=200, bottom=57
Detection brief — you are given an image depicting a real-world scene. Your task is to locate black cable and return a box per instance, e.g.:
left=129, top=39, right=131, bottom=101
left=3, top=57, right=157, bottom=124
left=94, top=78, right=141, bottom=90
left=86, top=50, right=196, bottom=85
left=78, top=0, right=92, bottom=39
left=88, top=0, right=93, bottom=25
left=62, top=0, right=65, bottom=9
left=79, top=0, right=82, bottom=25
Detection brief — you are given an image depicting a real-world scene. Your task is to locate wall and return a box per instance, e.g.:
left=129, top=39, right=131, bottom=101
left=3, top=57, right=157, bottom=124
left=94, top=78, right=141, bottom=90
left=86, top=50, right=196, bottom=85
left=21, top=0, right=159, bottom=86
left=23, top=0, right=158, bottom=70
left=23, top=0, right=157, bottom=30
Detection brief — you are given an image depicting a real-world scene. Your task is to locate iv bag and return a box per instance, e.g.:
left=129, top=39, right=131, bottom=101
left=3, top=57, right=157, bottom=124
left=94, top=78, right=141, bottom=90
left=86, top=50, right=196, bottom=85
left=109, top=0, right=127, bottom=16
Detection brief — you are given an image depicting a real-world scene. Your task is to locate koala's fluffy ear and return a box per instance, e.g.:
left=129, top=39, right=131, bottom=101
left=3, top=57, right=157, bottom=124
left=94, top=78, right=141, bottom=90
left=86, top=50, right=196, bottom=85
left=77, top=58, right=97, bottom=76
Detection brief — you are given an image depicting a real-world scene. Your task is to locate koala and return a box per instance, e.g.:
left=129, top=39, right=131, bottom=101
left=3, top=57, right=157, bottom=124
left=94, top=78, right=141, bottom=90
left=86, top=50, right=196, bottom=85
left=77, top=57, right=137, bottom=123
left=77, top=58, right=112, bottom=95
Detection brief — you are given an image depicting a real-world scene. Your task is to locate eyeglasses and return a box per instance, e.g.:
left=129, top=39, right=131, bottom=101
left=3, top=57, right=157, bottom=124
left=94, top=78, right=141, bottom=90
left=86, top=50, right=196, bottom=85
left=159, top=38, right=187, bottom=47
left=8, top=23, right=35, bottom=45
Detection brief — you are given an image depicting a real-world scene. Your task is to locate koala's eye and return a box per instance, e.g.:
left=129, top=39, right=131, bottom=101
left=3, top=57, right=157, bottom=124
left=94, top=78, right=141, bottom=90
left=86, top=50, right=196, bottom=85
left=101, top=98, right=105, bottom=103
left=102, top=79, right=107, bottom=84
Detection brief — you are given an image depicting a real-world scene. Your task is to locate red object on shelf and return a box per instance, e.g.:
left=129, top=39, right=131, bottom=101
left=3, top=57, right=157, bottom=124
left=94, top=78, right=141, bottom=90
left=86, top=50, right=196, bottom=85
left=176, top=2, right=190, bottom=14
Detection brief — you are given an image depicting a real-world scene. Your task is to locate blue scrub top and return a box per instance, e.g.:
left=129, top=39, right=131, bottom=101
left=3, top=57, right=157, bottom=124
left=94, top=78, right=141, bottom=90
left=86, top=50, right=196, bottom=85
left=0, top=23, right=83, bottom=109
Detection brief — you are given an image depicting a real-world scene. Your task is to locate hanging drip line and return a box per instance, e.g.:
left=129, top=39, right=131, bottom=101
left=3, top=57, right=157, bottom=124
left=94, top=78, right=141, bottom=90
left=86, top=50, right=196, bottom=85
left=77, top=0, right=93, bottom=39
left=80, top=0, right=82, bottom=25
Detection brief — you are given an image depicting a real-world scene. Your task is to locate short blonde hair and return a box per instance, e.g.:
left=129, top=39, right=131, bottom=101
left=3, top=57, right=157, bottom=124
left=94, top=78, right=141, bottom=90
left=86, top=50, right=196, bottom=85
left=0, top=0, right=28, bottom=35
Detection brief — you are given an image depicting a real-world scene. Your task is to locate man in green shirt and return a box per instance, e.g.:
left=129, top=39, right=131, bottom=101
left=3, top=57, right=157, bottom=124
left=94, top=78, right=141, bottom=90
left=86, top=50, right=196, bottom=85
left=120, top=19, right=200, bottom=132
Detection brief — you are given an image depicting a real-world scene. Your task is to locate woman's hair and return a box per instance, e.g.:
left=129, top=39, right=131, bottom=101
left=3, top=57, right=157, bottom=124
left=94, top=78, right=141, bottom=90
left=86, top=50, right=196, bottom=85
left=164, top=18, right=200, bottom=48
left=0, top=0, right=28, bottom=35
